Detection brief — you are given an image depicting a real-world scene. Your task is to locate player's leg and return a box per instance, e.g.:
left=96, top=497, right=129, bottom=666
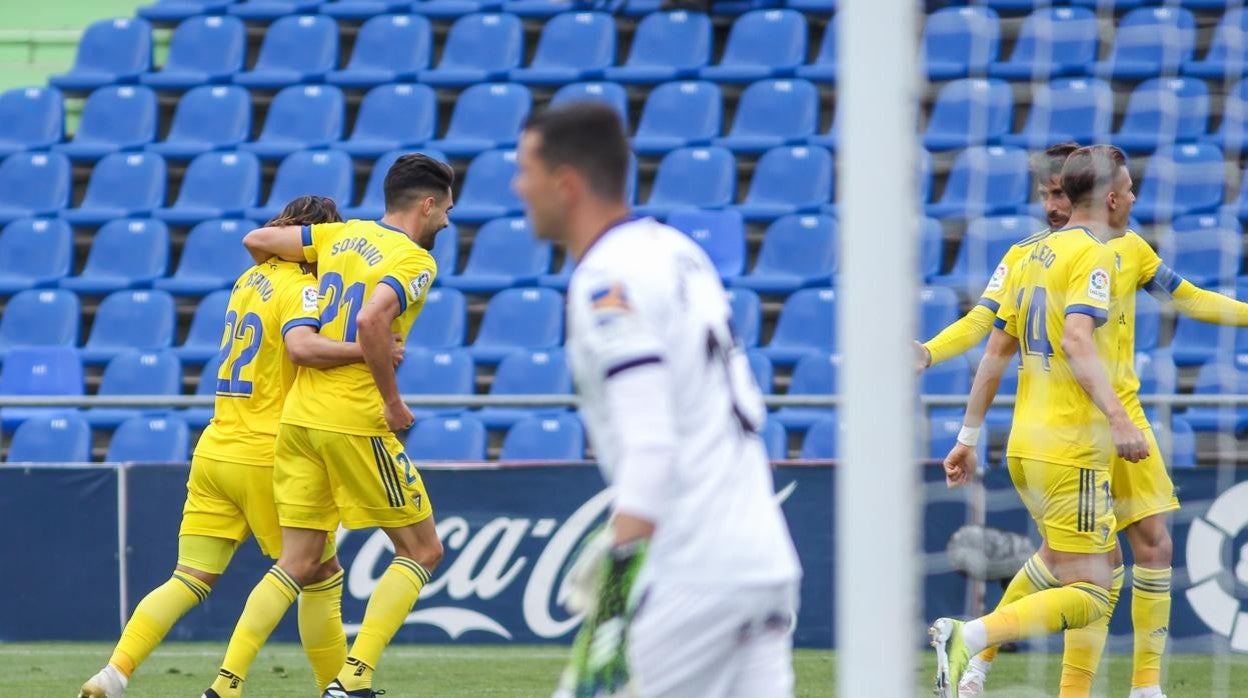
left=1058, top=547, right=1124, bottom=698
left=627, top=583, right=737, bottom=698
left=723, top=583, right=799, bottom=698
left=298, top=542, right=347, bottom=692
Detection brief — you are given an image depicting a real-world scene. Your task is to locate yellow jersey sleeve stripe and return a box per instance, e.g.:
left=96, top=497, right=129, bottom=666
left=281, top=317, right=320, bottom=337
left=1065, top=303, right=1108, bottom=326
left=379, top=275, right=408, bottom=313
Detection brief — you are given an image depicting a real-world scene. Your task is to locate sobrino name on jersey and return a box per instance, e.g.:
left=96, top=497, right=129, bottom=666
left=238, top=269, right=274, bottom=301
left=330, top=236, right=385, bottom=266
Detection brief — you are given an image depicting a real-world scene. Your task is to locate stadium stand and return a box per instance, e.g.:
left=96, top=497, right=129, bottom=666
left=60, top=218, right=169, bottom=293
left=140, top=15, right=246, bottom=90
left=0, top=219, right=74, bottom=295
left=146, top=85, right=251, bottom=160
left=52, top=85, right=158, bottom=161
left=0, top=87, right=63, bottom=156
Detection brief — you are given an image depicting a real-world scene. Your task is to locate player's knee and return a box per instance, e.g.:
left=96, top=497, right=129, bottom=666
left=276, top=555, right=323, bottom=587
left=306, top=556, right=343, bottom=585
left=175, top=564, right=220, bottom=588
left=1127, top=518, right=1173, bottom=567
left=395, top=537, right=443, bottom=571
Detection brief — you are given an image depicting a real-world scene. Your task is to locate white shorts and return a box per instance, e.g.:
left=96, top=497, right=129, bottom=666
left=628, top=580, right=799, bottom=698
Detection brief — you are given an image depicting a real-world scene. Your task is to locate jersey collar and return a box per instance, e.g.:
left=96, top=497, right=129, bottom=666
left=375, top=219, right=407, bottom=236
left=579, top=214, right=642, bottom=261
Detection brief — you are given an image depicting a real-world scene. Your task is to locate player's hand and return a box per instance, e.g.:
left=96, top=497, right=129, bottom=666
left=390, top=332, right=405, bottom=368
left=1110, top=415, right=1150, bottom=463
left=943, top=442, right=977, bottom=488
left=914, top=341, right=932, bottom=373
left=383, top=398, right=415, bottom=432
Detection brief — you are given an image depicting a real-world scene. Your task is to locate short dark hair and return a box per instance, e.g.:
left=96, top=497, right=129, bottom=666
left=1061, top=145, right=1128, bottom=208
left=1030, top=142, right=1081, bottom=182
left=267, top=195, right=342, bottom=227
left=522, top=102, right=630, bottom=202
left=384, top=153, right=454, bottom=213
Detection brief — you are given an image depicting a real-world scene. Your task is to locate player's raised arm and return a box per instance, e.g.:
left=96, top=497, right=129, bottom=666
left=242, top=225, right=309, bottom=264
left=356, top=282, right=413, bottom=432
left=920, top=304, right=997, bottom=370
left=1165, top=277, right=1248, bottom=325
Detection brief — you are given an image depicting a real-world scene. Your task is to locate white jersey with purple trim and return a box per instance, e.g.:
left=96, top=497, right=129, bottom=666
left=566, top=217, right=801, bottom=586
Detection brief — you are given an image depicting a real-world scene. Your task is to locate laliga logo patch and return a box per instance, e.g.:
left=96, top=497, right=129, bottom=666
left=301, top=285, right=320, bottom=313
left=1185, top=480, right=1248, bottom=652
left=408, top=270, right=432, bottom=302
left=985, top=263, right=1008, bottom=293
left=1087, top=268, right=1110, bottom=303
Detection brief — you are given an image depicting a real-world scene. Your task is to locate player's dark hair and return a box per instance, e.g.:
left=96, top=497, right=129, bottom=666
left=266, top=195, right=342, bottom=227
left=522, top=102, right=630, bottom=202
left=1061, top=145, right=1128, bottom=208
left=1030, top=141, right=1080, bottom=182
left=384, top=153, right=455, bottom=213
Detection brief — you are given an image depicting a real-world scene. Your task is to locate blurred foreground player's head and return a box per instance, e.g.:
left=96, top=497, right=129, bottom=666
left=515, top=102, right=631, bottom=259
left=1061, top=144, right=1134, bottom=232
left=265, top=195, right=343, bottom=227
left=383, top=153, right=455, bottom=249
left=1031, top=141, right=1080, bottom=230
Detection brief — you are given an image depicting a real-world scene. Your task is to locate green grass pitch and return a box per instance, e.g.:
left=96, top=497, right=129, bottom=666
left=2, top=642, right=1245, bottom=696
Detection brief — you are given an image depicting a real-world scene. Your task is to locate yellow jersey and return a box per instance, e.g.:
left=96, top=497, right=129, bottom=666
left=978, top=228, right=1051, bottom=316
left=195, top=260, right=322, bottom=466
left=281, top=219, right=437, bottom=436
left=1106, top=232, right=1169, bottom=429
left=996, top=227, right=1119, bottom=469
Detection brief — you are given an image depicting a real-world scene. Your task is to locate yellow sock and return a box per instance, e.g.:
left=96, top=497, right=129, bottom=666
left=299, top=570, right=346, bottom=692
left=211, top=566, right=301, bottom=698
left=337, top=557, right=430, bottom=691
left=977, top=553, right=1059, bottom=664
left=1059, top=566, right=1124, bottom=697
left=109, top=571, right=211, bottom=677
left=981, top=582, right=1110, bottom=646
left=1131, top=566, right=1171, bottom=689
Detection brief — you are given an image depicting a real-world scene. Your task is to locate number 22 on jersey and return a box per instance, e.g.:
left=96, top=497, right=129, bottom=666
left=216, top=310, right=263, bottom=396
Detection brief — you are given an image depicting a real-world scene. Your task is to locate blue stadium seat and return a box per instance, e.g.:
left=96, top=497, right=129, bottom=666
left=7, top=415, right=91, bottom=463
left=1000, top=78, right=1113, bottom=149
left=323, top=0, right=411, bottom=18
left=52, top=86, right=157, bottom=161
left=428, top=83, right=530, bottom=157
left=418, top=13, right=523, bottom=87
left=175, top=289, right=230, bottom=363
left=774, top=351, right=837, bottom=429
left=1185, top=360, right=1248, bottom=433
left=0, top=153, right=70, bottom=223
left=918, top=286, right=961, bottom=346
left=922, top=355, right=971, bottom=421
left=406, top=414, right=486, bottom=461
left=229, top=0, right=324, bottom=20
left=932, top=215, right=1044, bottom=293
left=241, top=84, right=344, bottom=161
left=667, top=208, right=746, bottom=279
left=923, top=78, right=1013, bottom=151
left=1135, top=290, right=1161, bottom=352
left=182, top=353, right=219, bottom=427
left=146, top=85, right=251, bottom=160
left=760, top=288, right=835, bottom=364
left=715, top=79, right=818, bottom=154
left=1160, top=415, right=1196, bottom=468
left=343, top=148, right=448, bottom=219
left=406, top=287, right=466, bottom=348
left=631, top=80, right=722, bottom=155
left=1205, top=79, right=1248, bottom=152
left=699, top=9, right=806, bottom=82
left=926, top=146, right=1031, bottom=219
left=477, top=348, right=571, bottom=428
left=140, top=15, right=246, bottom=90
left=760, top=418, right=786, bottom=460
left=1171, top=291, right=1246, bottom=367
left=918, top=217, right=944, bottom=282
left=927, top=414, right=987, bottom=465
left=604, top=11, right=710, bottom=84
left=452, top=149, right=523, bottom=223
left=156, top=219, right=255, bottom=296
left=88, top=349, right=182, bottom=428
left=0, top=347, right=84, bottom=430
left=50, top=18, right=152, bottom=91
left=733, top=214, right=834, bottom=293
left=0, top=219, right=73, bottom=295
left=1112, top=77, right=1209, bottom=153
left=444, top=217, right=550, bottom=293
left=1172, top=211, right=1242, bottom=234
left=154, top=151, right=259, bottom=224
left=499, top=0, right=575, bottom=18
left=619, top=0, right=661, bottom=17
left=1136, top=349, right=1177, bottom=396
left=510, top=12, right=615, bottom=85
left=500, top=414, right=584, bottom=461
left=471, top=287, right=563, bottom=363
left=325, top=14, right=431, bottom=88
left=107, top=415, right=190, bottom=463
left=1094, top=7, right=1196, bottom=80
left=549, top=82, right=628, bottom=125
left=989, top=7, right=1098, bottom=80
left=139, top=0, right=236, bottom=22
left=727, top=288, right=761, bottom=347
left=735, top=145, right=833, bottom=221
left=1184, top=10, right=1248, bottom=79
left=395, top=347, right=475, bottom=419
left=60, top=219, right=169, bottom=294
left=1068, top=0, right=1152, bottom=9
left=748, top=349, right=773, bottom=393
left=245, top=150, right=353, bottom=222
left=61, top=152, right=167, bottom=225
left=795, top=18, right=835, bottom=83
left=0, top=290, right=79, bottom=358
left=635, top=147, right=735, bottom=218
left=81, top=290, right=177, bottom=364
left=0, top=86, right=63, bottom=156
left=410, top=0, right=502, bottom=19
left=233, top=15, right=338, bottom=89
left=1158, top=227, right=1241, bottom=289
left=923, top=6, right=1000, bottom=80
left=1133, top=144, right=1225, bottom=224
left=337, top=84, right=436, bottom=159
left=799, top=416, right=838, bottom=460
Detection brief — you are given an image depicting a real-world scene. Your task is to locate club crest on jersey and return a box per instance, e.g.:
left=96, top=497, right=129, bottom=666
left=590, top=283, right=631, bottom=312
left=408, top=270, right=432, bottom=302
left=301, top=285, right=319, bottom=312
left=985, top=263, right=1008, bottom=292
left=1088, top=268, right=1110, bottom=303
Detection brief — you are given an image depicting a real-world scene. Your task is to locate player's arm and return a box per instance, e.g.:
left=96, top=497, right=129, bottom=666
left=356, top=283, right=413, bottom=431
left=242, top=225, right=309, bottom=264
left=1063, top=313, right=1149, bottom=463
left=1166, top=280, right=1248, bottom=325
left=944, top=327, right=1017, bottom=487
left=919, top=305, right=996, bottom=369
left=283, top=326, right=409, bottom=369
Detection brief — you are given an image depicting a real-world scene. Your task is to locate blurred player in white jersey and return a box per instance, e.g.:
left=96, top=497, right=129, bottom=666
left=513, top=102, right=802, bottom=698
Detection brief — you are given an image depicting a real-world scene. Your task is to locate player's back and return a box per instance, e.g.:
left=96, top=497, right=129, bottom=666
left=568, top=218, right=801, bottom=586
left=197, top=260, right=321, bottom=466
left=1001, top=227, right=1118, bottom=469
left=282, top=219, right=436, bottom=436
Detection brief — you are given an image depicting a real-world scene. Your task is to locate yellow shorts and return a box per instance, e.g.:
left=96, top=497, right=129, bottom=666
left=1110, top=427, right=1180, bottom=531
left=274, top=424, right=433, bottom=532
left=180, top=454, right=282, bottom=559
left=1007, top=457, right=1117, bottom=554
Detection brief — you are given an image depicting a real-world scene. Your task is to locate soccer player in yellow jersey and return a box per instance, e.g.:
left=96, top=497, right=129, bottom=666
left=203, top=154, right=454, bottom=698
left=929, top=146, right=1153, bottom=698
left=79, top=197, right=400, bottom=698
